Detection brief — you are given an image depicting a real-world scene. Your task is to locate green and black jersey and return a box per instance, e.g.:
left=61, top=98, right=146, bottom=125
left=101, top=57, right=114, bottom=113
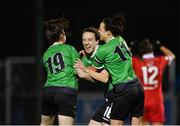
left=93, top=36, right=137, bottom=91
left=81, top=45, right=112, bottom=90
left=81, top=55, right=93, bottom=67
left=43, top=43, right=79, bottom=90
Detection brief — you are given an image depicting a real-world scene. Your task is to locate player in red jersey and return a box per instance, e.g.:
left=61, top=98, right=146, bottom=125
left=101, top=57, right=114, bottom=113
left=132, top=38, right=175, bottom=125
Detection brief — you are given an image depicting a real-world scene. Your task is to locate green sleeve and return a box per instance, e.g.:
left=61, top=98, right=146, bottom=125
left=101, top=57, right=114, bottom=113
left=71, top=47, right=79, bottom=62
left=92, top=47, right=105, bottom=69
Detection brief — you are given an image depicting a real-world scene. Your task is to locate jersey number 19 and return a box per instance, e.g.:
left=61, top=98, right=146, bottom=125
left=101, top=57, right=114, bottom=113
left=46, top=52, right=65, bottom=74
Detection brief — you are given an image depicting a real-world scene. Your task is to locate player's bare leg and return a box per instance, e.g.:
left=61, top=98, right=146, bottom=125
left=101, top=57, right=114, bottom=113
left=40, top=115, right=55, bottom=125
left=58, top=115, right=74, bottom=125
left=110, top=119, right=124, bottom=126
left=88, top=119, right=101, bottom=125
left=131, top=117, right=141, bottom=125
left=88, top=119, right=109, bottom=126
left=102, top=122, right=110, bottom=126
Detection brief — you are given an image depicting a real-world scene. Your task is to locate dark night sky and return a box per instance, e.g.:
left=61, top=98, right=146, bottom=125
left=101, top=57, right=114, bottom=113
left=0, top=0, right=179, bottom=73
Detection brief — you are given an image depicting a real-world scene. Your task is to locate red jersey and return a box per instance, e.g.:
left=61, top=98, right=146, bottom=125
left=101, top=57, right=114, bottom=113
left=132, top=54, right=171, bottom=123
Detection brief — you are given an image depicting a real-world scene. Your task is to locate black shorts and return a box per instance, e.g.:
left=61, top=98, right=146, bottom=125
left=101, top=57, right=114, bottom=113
left=91, top=90, right=114, bottom=124
left=41, top=87, right=77, bottom=118
left=111, top=78, right=144, bottom=121
left=91, top=99, right=112, bottom=124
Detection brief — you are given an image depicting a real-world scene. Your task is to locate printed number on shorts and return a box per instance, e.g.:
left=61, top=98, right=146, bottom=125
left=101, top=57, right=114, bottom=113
left=46, top=52, right=65, bottom=74
left=114, top=43, right=132, bottom=61
left=142, top=66, right=158, bottom=85
left=103, top=104, right=112, bottom=120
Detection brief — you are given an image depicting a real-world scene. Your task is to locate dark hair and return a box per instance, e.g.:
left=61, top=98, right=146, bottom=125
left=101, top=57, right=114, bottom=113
left=44, top=16, right=69, bottom=30
left=43, top=17, right=69, bottom=43
left=139, top=38, right=154, bottom=55
left=82, top=26, right=100, bottom=41
left=102, top=13, right=126, bottom=36
left=45, top=24, right=65, bottom=43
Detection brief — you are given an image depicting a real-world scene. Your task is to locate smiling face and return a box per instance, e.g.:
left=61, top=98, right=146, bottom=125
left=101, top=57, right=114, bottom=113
left=82, top=31, right=99, bottom=54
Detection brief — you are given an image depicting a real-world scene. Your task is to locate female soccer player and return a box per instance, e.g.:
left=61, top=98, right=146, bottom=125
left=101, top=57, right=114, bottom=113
left=132, top=38, right=175, bottom=125
left=75, top=26, right=111, bottom=125
left=75, top=14, right=144, bottom=125
left=41, top=17, right=79, bottom=125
